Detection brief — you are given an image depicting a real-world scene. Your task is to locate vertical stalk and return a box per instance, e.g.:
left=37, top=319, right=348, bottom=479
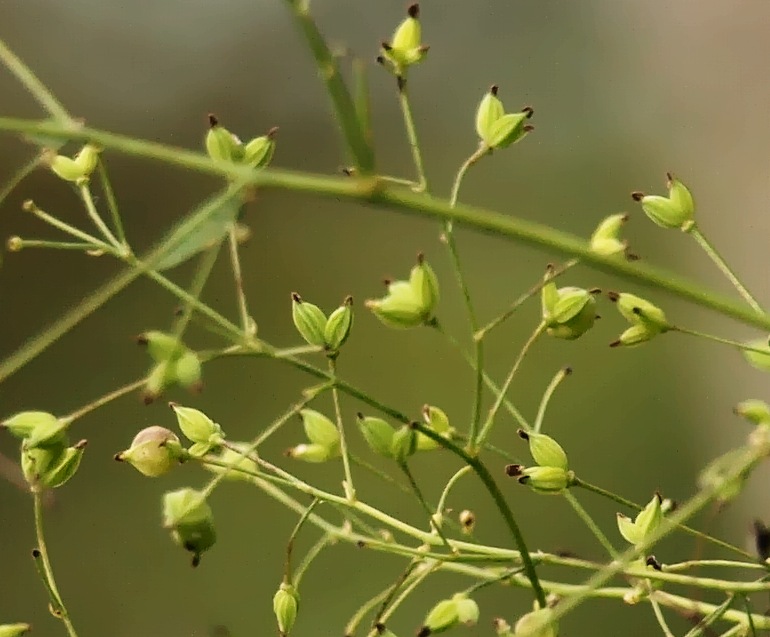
left=397, top=80, right=428, bottom=192
left=329, top=358, right=356, bottom=501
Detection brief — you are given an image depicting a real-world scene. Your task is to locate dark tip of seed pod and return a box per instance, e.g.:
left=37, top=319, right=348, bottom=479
left=356, top=540, right=366, bottom=548
left=344, top=295, right=353, bottom=306
left=416, top=251, right=425, bottom=264
left=753, top=519, right=770, bottom=561
left=291, top=292, right=302, bottom=303
left=504, top=464, right=523, bottom=477
left=408, top=421, right=420, bottom=430
left=266, top=126, right=279, bottom=138
left=114, top=453, right=124, bottom=462
left=523, top=124, right=535, bottom=133
left=522, top=106, right=535, bottom=118
left=589, top=287, right=602, bottom=295
left=631, top=191, right=644, bottom=202
left=32, top=548, right=42, bottom=559
left=356, top=412, right=365, bottom=420
left=341, top=166, right=355, bottom=176
left=376, top=55, right=386, bottom=65
left=545, top=263, right=555, bottom=273
left=606, top=291, right=620, bottom=302
left=381, top=41, right=393, bottom=51
left=375, top=624, right=387, bottom=635
left=142, top=393, right=156, bottom=406
left=645, top=555, right=662, bottom=570
left=490, top=84, right=499, bottom=95
left=74, top=439, right=88, bottom=450
left=383, top=277, right=393, bottom=287
left=208, top=113, right=219, bottom=128
left=666, top=171, right=674, bottom=182
left=563, top=366, right=573, bottom=375
left=417, top=627, right=431, bottom=637
left=407, top=3, right=420, bottom=18
left=397, top=75, right=407, bottom=92
left=517, top=429, right=530, bottom=441
left=626, top=252, right=641, bottom=261
left=609, top=340, right=621, bottom=348
left=135, top=334, right=149, bottom=346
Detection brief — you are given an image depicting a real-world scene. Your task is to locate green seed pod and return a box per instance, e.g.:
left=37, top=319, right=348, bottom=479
left=391, top=425, right=417, bottom=464
left=513, top=608, right=558, bottom=637
left=610, top=292, right=669, bottom=329
left=743, top=339, right=770, bottom=372
left=409, top=255, right=440, bottom=317
left=37, top=440, right=87, bottom=488
left=137, top=330, right=183, bottom=363
left=486, top=112, right=530, bottom=149
left=475, top=86, right=505, bottom=143
left=633, top=175, right=695, bottom=231
left=735, top=399, right=770, bottom=425
left=47, top=153, right=85, bottom=182
left=365, top=281, right=424, bottom=329
left=291, top=293, right=327, bottom=348
left=171, top=404, right=224, bottom=448
left=143, top=360, right=173, bottom=404
left=205, top=442, right=258, bottom=481
left=243, top=129, right=277, bottom=168
left=452, top=594, right=479, bottom=627
left=299, top=409, right=339, bottom=449
left=72, top=144, right=100, bottom=178
left=357, top=414, right=396, bottom=458
left=417, top=404, right=452, bottom=451
left=589, top=213, right=629, bottom=257
left=698, top=448, right=748, bottom=505
left=22, top=413, right=68, bottom=449
left=0, top=624, right=31, bottom=637
left=115, top=426, right=182, bottom=477
left=616, top=512, right=642, bottom=546
left=2, top=411, right=59, bottom=442
left=273, top=582, right=299, bottom=637
left=174, top=350, right=203, bottom=392
left=518, top=430, right=568, bottom=471
left=162, top=488, right=216, bottom=567
left=508, top=465, right=571, bottom=494
left=205, top=114, right=240, bottom=162
left=543, top=286, right=597, bottom=340
left=285, top=442, right=335, bottom=463
left=419, top=598, right=459, bottom=636
left=667, top=173, right=695, bottom=221
left=22, top=441, right=66, bottom=486
left=324, top=296, right=354, bottom=352
left=612, top=324, right=656, bottom=348
left=383, top=4, right=425, bottom=71
left=617, top=494, right=662, bottom=546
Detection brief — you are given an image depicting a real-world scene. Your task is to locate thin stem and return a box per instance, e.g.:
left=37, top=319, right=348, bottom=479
left=4, top=118, right=770, bottom=332
left=7, top=239, right=97, bottom=252
left=436, top=466, right=473, bottom=517
left=227, top=224, right=254, bottom=335
left=475, top=259, right=579, bottom=341
left=60, top=377, right=146, bottom=424
left=650, top=595, right=676, bottom=637
left=32, top=491, right=79, bottom=637
left=573, top=478, right=754, bottom=559
left=95, top=159, right=128, bottom=248
left=0, top=38, right=72, bottom=123
left=673, top=325, right=770, bottom=355
left=285, top=499, right=320, bottom=582
left=172, top=243, right=223, bottom=340
left=397, top=81, right=427, bottom=192
left=534, top=367, right=571, bottom=433
left=293, top=534, right=330, bottom=587
left=476, top=321, right=545, bottom=446
left=23, top=200, right=112, bottom=250
left=79, top=182, right=123, bottom=250
left=329, top=357, right=356, bottom=501
left=689, top=225, right=763, bottom=313
left=743, top=595, right=757, bottom=637
left=350, top=453, right=411, bottom=496
left=344, top=589, right=390, bottom=637
left=563, top=491, right=618, bottom=559
left=372, top=561, right=420, bottom=627
left=368, top=562, right=437, bottom=636
left=398, top=461, right=455, bottom=553
left=0, top=155, right=39, bottom=209
left=681, top=594, right=736, bottom=637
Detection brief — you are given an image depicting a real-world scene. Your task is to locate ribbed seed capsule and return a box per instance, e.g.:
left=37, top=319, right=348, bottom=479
left=475, top=86, right=504, bottom=142
left=205, top=114, right=240, bottom=162
left=1, top=411, right=59, bottom=442
left=357, top=414, right=396, bottom=458
left=171, top=404, right=224, bottom=448
left=0, top=624, right=32, bottom=637
left=518, top=430, right=569, bottom=471
left=243, top=129, right=277, bottom=168
left=291, top=293, right=327, bottom=347
left=273, top=582, right=299, bottom=637
left=324, top=296, right=353, bottom=352
left=162, top=488, right=216, bottom=566
left=299, top=409, right=339, bottom=449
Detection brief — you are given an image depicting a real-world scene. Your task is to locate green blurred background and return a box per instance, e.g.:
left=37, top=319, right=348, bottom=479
left=2, top=1, right=770, bottom=635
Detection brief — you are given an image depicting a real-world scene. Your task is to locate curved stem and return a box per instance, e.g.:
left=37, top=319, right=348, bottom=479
left=61, top=377, right=146, bottom=424
left=397, top=81, right=427, bottom=192
left=436, top=466, right=473, bottom=517
left=650, top=595, right=676, bottom=637
left=689, top=224, right=763, bottom=313
left=79, top=183, right=122, bottom=250
left=227, top=224, right=253, bottom=335
left=398, top=461, right=454, bottom=552
left=534, top=366, right=571, bottom=433
left=329, top=357, right=356, bottom=501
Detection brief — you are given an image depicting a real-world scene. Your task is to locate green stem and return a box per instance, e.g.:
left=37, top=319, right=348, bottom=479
left=329, top=357, right=356, bottom=501
left=60, top=377, right=146, bottom=424
left=650, top=595, right=676, bottom=637
left=397, top=81, right=427, bottom=192
left=345, top=589, right=391, bottom=637
left=563, top=491, right=618, bottom=559
left=171, top=243, right=223, bottom=340
left=285, top=499, right=320, bottom=582
left=23, top=200, right=111, bottom=249
left=476, top=321, right=545, bottom=446
left=0, top=155, right=39, bottom=209
left=673, top=325, right=770, bottom=355
left=573, top=478, right=754, bottom=559
left=7, top=239, right=96, bottom=252
left=409, top=420, right=547, bottom=607
left=367, top=562, right=437, bottom=637
left=398, top=461, right=454, bottom=552
left=534, top=367, right=571, bottom=433
left=436, top=466, right=473, bottom=517
left=293, top=534, right=330, bottom=587
left=79, top=182, right=123, bottom=250
left=95, top=159, right=128, bottom=248
left=227, top=224, right=254, bottom=335
left=689, top=224, right=763, bottom=313
left=3, top=117, right=770, bottom=331
left=32, top=491, right=79, bottom=637
left=681, top=594, right=735, bottom=637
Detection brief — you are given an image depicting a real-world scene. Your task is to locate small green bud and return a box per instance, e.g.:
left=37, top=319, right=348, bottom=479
left=743, top=338, right=770, bottom=372
left=38, top=441, right=86, bottom=488
left=137, top=330, right=183, bottom=362
left=486, top=112, right=530, bottom=149
left=365, top=282, right=424, bottom=329
left=607, top=291, right=670, bottom=347
left=409, top=254, right=440, bottom=316
left=617, top=494, right=662, bottom=546
left=72, top=144, right=100, bottom=177
left=171, top=404, right=224, bottom=451
left=115, top=426, right=182, bottom=477
left=1, top=411, right=60, bottom=442
left=174, top=350, right=203, bottom=392
left=419, top=598, right=459, bottom=636
left=0, top=624, right=31, bottom=637
left=589, top=213, right=629, bottom=257
left=291, top=293, right=327, bottom=348
left=205, top=442, right=258, bottom=481
left=542, top=281, right=598, bottom=340
left=273, top=582, right=299, bottom=637
left=632, top=173, right=694, bottom=231
left=45, top=152, right=85, bottom=182
left=452, top=594, right=479, bottom=627
left=143, top=360, right=173, bottom=404
left=357, top=413, right=396, bottom=458
left=612, top=324, right=656, bottom=348
left=417, top=404, right=452, bottom=451
left=382, top=4, right=427, bottom=72
left=243, top=127, right=277, bottom=168
left=205, top=114, right=241, bottom=162
left=735, top=399, right=770, bottom=425
left=391, top=425, right=417, bottom=463
left=698, top=448, right=748, bottom=505
left=518, top=430, right=568, bottom=471
left=475, top=86, right=505, bottom=142
left=506, top=464, right=571, bottom=494
left=23, top=439, right=87, bottom=488
left=299, top=409, right=340, bottom=449
left=162, top=488, right=216, bottom=566
left=513, top=608, right=558, bottom=637
left=324, top=296, right=354, bottom=352
left=285, top=442, right=335, bottom=463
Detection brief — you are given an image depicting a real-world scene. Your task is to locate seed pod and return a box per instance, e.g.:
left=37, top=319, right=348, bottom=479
left=205, top=115, right=240, bottom=162
left=72, top=144, right=100, bottom=178
left=357, top=414, right=396, bottom=458
left=324, top=296, right=354, bottom=352
left=486, top=112, right=530, bottom=149
left=475, top=86, right=504, bottom=143
left=617, top=494, right=662, bottom=546
left=47, top=153, right=85, bottom=182
left=417, top=404, right=452, bottom=451
left=391, top=425, right=417, bottom=464
left=383, top=4, right=426, bottom=71
left=299, top=409, right=339, bottom=450
left=459, top=509, right=475, bottom=535
left=171, top=404, right=224, bottom=449
left=162, top=488, right=216, bottom=566
left=174, top=350, right=203, bottom=392
left=419, top=597, right=459, bottom=636
left=137, top=330, right=182, bottom=362
left=589, top=213, right=629, bottom=257
left=743, top=339, right=770, bottom=372
left=243, top=130, right=276, bottom=168
left=285, top=442, right=334, bottom=463
left=365, top=283, right=424, bottom=328
left=291, top=293, right=327, bottom=347
left=518, top=430, right=568, bottom=471
left=2, top=411, right=60, bottom=442
left=508, top=465, right=571, bottom=494
left=204, top=442, right=258, bottom=481
left=409, top=256, right=440, bottom=317
left=273, top=582, right=299, bottom=637
left=542, top=284, right=597, bottom=341
left=453, top=594, right=479, bottom=626
left=513, top=608, right=558, bottom=637
left=735, top=399, right=770, bottom=425
left=0, top=624, right=31, bottom=637
left=633, top=174, right=695, bottom=231
left=115, top=426, right=182, bottom=477
left=37, top=440, right=87, bottom=488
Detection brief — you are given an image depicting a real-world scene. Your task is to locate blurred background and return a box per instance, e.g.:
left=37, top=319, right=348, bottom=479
left=2, top=1, right=770, bottom=635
